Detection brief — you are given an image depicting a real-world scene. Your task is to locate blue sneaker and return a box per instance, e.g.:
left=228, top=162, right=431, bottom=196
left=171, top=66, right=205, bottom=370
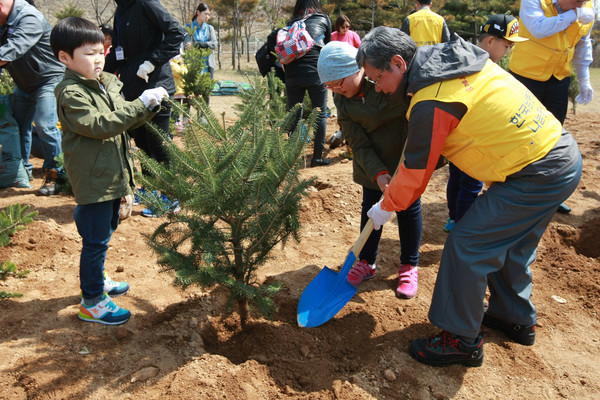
left=133, top=187, right=146, bottom=206
left=78, top=293, right=131, bottom=325
left=443, top=218, right=455, bottom=233
left=103, top=271, right=129, bottom=297
left=142, top=194, right=181, bottom=218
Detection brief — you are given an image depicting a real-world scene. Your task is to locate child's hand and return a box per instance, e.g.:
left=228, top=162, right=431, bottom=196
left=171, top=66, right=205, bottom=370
left=139, top=87, right=168, bottom=109
left=376, top=173, right=392, bottom=192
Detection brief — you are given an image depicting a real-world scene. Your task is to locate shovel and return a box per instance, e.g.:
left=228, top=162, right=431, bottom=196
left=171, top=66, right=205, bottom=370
left=297, top=218, right=375, bottom=328
left=297, top=152, right=405, bottom=328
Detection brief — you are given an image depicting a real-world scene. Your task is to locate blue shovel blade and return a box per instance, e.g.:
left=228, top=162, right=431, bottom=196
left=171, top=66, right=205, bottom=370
left=297, top=252, right=358, bottom=328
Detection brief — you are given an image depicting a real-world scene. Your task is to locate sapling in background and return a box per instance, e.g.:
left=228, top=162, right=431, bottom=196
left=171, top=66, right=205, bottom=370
left=135, top=80, right=316, bottom=329
left=0, top=204, right=37, bottom=299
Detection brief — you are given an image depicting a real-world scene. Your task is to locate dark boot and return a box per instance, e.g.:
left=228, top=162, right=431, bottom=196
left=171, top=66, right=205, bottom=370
left=37, top=168, right=61, bottom=196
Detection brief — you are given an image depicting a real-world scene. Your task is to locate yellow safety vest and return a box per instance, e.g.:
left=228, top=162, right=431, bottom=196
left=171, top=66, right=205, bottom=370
left=509, top=0, right=593, bottom=81
left=407, top=60, right=562, bottom=185
left=407, top=9, right=445, bottom=47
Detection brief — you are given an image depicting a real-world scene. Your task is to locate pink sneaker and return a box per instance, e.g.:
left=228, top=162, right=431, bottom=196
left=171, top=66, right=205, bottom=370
left=347, top=259, right=376, bottom=286
left=396, top=264, right=418, bottom=299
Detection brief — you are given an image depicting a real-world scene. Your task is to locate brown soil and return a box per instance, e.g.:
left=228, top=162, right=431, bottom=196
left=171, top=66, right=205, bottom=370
left=0, top=105, right=599, bottom=399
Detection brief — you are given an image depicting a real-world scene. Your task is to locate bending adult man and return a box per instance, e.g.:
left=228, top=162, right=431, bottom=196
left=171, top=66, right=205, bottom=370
left=401, top=0, right=450, bottom=47
left=0, top=0, right=66, bottom=195
left=358, top=27, right=582, bottom=367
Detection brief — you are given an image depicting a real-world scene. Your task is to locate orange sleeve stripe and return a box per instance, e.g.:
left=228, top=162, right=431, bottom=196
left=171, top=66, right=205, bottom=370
left=381, top=107, right=459, bottom=211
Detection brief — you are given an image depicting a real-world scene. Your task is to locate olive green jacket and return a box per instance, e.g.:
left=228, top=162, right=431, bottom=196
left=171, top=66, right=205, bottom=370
left=55, top=70, right=154, bottom=205
left=334, top=80, right=409, bottom=191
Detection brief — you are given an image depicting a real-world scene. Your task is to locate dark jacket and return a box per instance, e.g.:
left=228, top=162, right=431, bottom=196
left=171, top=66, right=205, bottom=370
left=0, top=0, right=65, bottom=93
left=283, top=13, right=331, bottom=85
left=334, top=79, right=409, bottom=190
left=104, top=0, right=185, bottom=100
left=55, top=70, right=155, bottom=205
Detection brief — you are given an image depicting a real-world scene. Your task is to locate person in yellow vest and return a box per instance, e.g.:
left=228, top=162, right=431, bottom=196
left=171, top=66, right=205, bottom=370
left=169, top=53, right=188, bottom=133
left=357, top=27, right=582, bottom=367
left=509, top=0, right=594, bottom=125
left=509, top=0, right=594, bottom=215
left=401, top=0, right=450, bottom=47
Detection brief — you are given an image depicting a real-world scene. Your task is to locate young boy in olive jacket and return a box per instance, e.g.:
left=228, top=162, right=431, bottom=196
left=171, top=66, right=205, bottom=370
left=51, top=17, right=168, bottom=325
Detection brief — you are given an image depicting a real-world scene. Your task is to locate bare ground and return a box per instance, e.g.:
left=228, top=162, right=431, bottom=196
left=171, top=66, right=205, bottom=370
left=0, top=102, right=599, bottom=399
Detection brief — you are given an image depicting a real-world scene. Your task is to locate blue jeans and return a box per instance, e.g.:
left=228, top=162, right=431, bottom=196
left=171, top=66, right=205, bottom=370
left=74, top=199, right=121, bottom=301
left=446, top=163, right=484, bottom=222
left=12, top=80, right=63, bottom=173
left=360, top=186, right=422, bottom=266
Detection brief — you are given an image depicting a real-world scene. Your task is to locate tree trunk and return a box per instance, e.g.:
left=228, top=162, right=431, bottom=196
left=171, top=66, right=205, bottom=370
left=237, top=298, right=248, bottom=330
left=217, top=15, right=222, bottom=70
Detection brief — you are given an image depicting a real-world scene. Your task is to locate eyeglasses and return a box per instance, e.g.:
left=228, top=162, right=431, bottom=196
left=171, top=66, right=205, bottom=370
left=324, top=77, right=346, bottom=90
left=366, top=68, right=386, bottom=87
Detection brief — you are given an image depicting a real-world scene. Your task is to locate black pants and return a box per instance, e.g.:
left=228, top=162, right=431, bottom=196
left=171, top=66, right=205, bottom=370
left=285, top=82, right=328, bottom=159
left=510, top=71, right=570, bottom=125
left=130, top=104, right=172, bottom=176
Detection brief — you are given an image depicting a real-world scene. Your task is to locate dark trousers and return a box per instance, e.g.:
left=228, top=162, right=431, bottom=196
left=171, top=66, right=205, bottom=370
left=285, top=82, right=328, bottom=159
left=75, top=199, right=121, bottom=301
left=510, top=72, right=570, bottom=125
left=130, top=104, right=172, bottom=176
left=359, top=186, right=422, bottom=266
left=446, top=163, right=484, bottom=222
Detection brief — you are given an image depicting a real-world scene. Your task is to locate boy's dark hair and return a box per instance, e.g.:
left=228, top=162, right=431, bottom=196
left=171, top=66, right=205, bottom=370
left=50, top=17, right=105, bottom=58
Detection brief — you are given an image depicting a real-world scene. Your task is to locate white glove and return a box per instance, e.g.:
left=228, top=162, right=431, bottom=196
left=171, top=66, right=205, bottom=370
left=136, top=60, right=156, bottom=82
left=576, top=7, right=595, bottom=25
left=367, top=200, right=394, bottom=231
left=138, top=87, right=168, bottom=109
left=576, top=77, right=594, bottom=105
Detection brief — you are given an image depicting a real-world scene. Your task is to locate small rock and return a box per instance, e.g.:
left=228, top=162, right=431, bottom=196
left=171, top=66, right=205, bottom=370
left=189, top=332, right=203, bottom=346
left=115, top=327, right=133, bottom=340
left=383, top=369, right=396, bottom=382
left=116, top=266, right=125, bottom=272
left=189, top=317, right=199, bottom=329
left=333, top=193, right=341, bottom=198
left=551, top=295, right=567, bottom=304
left=249, top=354, right=268, bottom=363
left=130, top=366, right=159, bottom=383
left=300, top=345, right=310, bottom=357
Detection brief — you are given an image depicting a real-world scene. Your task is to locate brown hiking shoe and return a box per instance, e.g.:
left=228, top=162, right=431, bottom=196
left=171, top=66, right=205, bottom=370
left=37, top=168, right=61, bottom=196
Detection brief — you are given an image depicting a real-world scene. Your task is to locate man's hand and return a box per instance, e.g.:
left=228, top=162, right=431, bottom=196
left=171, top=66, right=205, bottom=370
left=576, top=77, right=594, bottom=105
left=136, top=60, right=155, bottom=83
left=367, top=200, right=394, bottom=230
left=139, top=87, right=168, bottom=109
left=576, top=7, right=595, bottom=24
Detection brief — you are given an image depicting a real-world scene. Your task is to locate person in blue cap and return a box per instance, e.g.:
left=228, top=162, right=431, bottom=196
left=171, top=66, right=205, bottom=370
left=318, top=41, right=422, bottom=299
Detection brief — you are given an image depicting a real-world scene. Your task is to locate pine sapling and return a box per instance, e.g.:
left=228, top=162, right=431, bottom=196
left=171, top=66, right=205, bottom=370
left=135, top=81, right=316, bottom=329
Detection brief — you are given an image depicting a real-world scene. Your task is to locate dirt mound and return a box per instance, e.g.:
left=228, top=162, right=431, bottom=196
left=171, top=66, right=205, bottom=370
left=0, top=112, right=599, bottom=399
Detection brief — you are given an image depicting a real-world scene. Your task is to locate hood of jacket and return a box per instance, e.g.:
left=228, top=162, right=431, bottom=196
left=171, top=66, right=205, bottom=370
left=406, top=33, right=489, bottom=95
